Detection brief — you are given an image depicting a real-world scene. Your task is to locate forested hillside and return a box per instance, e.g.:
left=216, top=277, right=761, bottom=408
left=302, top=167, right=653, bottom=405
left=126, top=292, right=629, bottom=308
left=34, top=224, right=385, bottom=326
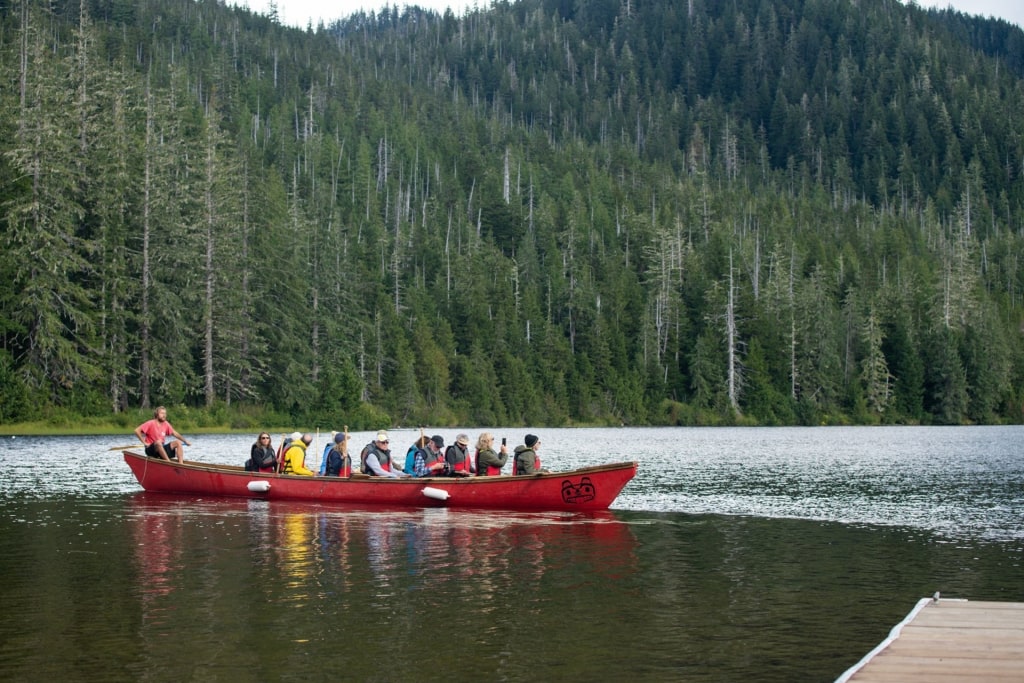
left=1, top=0, right=1022, bottom=428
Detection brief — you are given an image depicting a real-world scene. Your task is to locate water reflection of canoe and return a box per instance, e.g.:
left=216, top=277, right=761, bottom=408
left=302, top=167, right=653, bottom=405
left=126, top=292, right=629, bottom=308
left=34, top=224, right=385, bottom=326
left=123, top=450, right=638, bottom=511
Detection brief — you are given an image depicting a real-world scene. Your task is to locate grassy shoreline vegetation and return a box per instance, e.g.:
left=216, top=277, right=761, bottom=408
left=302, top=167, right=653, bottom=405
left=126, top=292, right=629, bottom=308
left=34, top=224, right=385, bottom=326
left=0, top=406, right=298, bottom=437
left=0, top=401, right=1016, bottom=437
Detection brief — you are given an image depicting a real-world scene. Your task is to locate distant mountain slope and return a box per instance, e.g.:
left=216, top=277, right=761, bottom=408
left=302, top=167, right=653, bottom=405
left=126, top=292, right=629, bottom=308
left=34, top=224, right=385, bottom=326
left=0, top=0, right=1021, bottom=427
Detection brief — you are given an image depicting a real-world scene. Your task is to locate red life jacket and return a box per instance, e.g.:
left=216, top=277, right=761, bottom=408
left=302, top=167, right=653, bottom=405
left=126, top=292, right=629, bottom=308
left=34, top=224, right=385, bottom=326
left=361, top=443, right=392, bottom=474
left=447, top=444, right=473, bottom=473
left=475, top=449, right=502, bottom=476
left=423, top=447, right=444, bottom=472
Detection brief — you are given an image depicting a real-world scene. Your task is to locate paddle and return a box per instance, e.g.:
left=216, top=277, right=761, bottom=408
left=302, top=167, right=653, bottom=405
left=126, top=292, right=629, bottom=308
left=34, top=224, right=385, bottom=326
left=343, top=425, right=349, bottom=458
left=343, top=424, right=349, bottom=475
left=108, top=444, right=140, bottom=451
left=275, top=434, right=286, bottom=473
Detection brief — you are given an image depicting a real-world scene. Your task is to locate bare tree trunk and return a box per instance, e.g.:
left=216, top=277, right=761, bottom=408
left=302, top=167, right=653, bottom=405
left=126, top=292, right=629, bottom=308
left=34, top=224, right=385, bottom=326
left=789, top=249, right=797, bottom=400
left=203, top=130, right=216, bottom=408
left=139, top=83, right=155, bottom=409
left=727, top=249, right=740, bottom=412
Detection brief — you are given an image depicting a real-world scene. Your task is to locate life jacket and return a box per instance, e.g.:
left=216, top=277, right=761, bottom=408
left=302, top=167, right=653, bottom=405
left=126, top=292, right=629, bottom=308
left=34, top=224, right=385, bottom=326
left=275, top=438, right=290, bottom=473
left=514, top=448, right=542, bottom=475
left=318, top=443, right=333, bottom=476
left=360, top=443, right=392, bottom=474
left=475, top=449, right=502, bottom=477
left=404, top=444, right=419, bottom=474
left=325, top=447, right=351, bottom=477
left=423, top=447, right=445, bottom=471
left=445, top=444, right=473, bottom=473
left=281, top=442, right=309, bottom=475
left=409, top=447, right=431, bottom=477
left=252, top=445, right=277, bottom=473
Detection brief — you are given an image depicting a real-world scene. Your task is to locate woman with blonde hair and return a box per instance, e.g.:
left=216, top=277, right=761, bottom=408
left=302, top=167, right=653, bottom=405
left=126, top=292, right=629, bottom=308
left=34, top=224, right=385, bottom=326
left=474, top=432, right=509, bottom=476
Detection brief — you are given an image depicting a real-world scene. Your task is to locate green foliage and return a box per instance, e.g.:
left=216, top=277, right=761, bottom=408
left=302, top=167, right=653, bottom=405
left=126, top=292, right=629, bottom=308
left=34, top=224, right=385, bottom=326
left=0, top=0, right=1022, bottom=429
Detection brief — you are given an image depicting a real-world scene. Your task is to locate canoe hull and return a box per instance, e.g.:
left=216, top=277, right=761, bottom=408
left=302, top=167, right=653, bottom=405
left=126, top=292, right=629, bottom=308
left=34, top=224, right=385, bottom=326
left=123, top=451, right=637, bottom=511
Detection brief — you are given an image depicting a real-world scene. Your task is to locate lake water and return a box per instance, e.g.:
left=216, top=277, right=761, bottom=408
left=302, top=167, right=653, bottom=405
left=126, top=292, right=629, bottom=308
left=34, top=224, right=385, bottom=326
left=1, top=426, right=1021, bottom=681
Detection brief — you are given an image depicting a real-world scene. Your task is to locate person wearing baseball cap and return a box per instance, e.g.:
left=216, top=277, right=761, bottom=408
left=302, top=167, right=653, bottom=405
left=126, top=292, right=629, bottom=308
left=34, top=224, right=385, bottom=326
left=360, top=430, right=409, bottom=478
left=410, top=435, right=449, bottom=477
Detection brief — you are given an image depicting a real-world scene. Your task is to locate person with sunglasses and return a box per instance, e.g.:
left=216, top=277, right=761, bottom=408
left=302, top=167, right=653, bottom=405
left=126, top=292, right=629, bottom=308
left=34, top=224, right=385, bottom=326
left=249, top=432, right=278, bottom=472
left=359, top=430, right=409, bottom=478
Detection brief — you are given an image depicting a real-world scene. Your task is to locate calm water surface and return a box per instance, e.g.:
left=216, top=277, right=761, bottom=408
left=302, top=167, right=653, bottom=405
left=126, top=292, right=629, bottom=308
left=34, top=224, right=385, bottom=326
left=1, top=426, right=1021, bottom=682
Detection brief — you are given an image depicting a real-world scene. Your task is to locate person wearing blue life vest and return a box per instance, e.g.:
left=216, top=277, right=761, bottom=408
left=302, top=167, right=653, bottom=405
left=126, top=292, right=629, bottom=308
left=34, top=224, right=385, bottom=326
left=404, top=434, right=430, bottom=474
left=318, top=431, right=342, bottom=475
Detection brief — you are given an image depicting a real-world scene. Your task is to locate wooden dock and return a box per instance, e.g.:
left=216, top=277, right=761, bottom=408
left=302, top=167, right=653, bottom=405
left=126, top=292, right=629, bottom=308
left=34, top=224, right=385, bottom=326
left=836, top=597, right=1024, bottom=682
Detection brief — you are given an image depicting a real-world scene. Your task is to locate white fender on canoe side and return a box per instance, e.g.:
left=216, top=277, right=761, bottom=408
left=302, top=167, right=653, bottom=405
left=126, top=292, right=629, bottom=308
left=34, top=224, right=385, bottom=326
left=247, top=480, right=271, bottom=493
left=422, top=486, right=449, bottom=501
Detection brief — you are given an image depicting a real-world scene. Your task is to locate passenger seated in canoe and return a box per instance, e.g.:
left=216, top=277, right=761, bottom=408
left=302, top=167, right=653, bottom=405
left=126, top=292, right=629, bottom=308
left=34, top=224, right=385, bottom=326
left=134, top=406, right=190, bottom=463
left=317, top=431, right=339, bottom=475
left=514, top=434, right=549, bottom=475
left=276, top=432, right=302, bottom=472
left=444, top=433, right=475, bottom=476
left=360, top=431, right=409, bottom=478
left=281, top=433, right=315, bottom=476
left=411, top=435, right=450, bottom=477
left=403, top=434, right=430, bottom=474
left=324, top=432, right=351, bottom=477
left=249, top=432, right=278, bottom=472
left=474, top=432, right=508, bottom=476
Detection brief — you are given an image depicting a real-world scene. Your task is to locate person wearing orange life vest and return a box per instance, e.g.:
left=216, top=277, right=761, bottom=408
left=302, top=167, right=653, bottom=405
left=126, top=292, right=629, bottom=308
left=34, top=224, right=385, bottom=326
left=514, top=434, right=549, bottom=475
left=474, top=432, right=508, bottom=476
left=444, top=433, right=475, bottom=475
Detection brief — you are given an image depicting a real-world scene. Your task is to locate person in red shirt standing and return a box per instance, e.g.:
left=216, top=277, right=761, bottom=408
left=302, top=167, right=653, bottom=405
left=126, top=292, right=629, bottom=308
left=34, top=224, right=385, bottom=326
left=134, top=406, right=191, bottom=463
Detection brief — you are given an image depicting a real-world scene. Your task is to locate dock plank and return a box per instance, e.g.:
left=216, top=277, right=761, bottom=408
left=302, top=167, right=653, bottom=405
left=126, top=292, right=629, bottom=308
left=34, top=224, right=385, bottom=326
left=836, top=598, right=1024, bottom=682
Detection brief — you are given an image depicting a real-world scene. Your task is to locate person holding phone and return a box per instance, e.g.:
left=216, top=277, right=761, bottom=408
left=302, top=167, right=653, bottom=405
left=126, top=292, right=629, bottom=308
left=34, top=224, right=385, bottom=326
left=474, top=432, right=508, bottom=476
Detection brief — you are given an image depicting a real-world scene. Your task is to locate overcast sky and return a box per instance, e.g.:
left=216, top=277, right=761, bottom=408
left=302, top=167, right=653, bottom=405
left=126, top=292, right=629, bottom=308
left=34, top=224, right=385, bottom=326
left=237, top=0, right=1022, bottom=31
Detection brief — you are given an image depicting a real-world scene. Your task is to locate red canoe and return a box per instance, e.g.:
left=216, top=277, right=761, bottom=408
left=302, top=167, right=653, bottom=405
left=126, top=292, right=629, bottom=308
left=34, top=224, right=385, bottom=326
left=123, top=450, right=638, bottom=511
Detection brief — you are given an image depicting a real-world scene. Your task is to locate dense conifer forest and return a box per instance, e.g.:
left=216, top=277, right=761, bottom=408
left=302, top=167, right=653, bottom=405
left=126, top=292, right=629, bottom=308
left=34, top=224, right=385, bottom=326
left=1, top=0, right=1023, bottom=428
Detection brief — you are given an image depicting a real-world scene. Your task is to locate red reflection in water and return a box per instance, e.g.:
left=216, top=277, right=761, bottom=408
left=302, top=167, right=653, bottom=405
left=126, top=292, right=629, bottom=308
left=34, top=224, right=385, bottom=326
left=126, top=493, right=638, bottom=607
